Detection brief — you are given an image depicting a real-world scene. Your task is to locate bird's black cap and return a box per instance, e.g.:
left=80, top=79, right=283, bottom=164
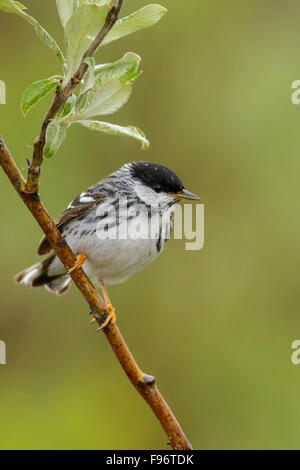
left=130, top=161, right=184, bottom=194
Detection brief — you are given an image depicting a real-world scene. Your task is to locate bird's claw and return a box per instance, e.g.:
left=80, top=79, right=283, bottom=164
left=67, top=253, right=86, bottom=275
left=90, top=304, right=116, bottom=330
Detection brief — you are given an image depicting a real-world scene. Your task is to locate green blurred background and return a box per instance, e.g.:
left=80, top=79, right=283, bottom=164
left=1, top=0, right=300, bottom=450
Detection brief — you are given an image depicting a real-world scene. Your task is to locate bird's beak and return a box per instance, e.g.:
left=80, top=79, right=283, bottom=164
left=168, top=189, right=202, bottom=201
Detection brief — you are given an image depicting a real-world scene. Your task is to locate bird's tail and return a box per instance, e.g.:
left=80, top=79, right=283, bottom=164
left=14, top=254, right=71, bottom=295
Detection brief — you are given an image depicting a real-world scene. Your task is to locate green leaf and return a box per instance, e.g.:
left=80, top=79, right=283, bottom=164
left=56, top=0, right=73, bottom=28
left=56, top=0, right=111, bottom=27
left=75, top=53, right=140, bottom=115
left=81, top=57, right=96, bottom=94
left=0, top=0, right=65, bottom=68
left=55, top=94, right=77, bottom=120
left=101, top=4, right=167, bottom=46
left=25, top=16, right=65, bottom=69
left=75, top=120, right=150, bottom=149
left=76, top=78, right=132, bottom=118
left=44, top=122, right=67, bottom=158
left=21, top=78, right=60, bottom=116
left=94, top=52, right=142, bottom=85
left=14, top=1, right=25, bottom=8
left=65, top=2, right=110, bottom=82
left=75, top=57, right=96, bottom=112
left=0, top=0, right=24, bottom=12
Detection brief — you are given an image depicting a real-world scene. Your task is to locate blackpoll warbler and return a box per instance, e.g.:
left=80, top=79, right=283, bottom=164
left=15, top=162, right=200, bottom=327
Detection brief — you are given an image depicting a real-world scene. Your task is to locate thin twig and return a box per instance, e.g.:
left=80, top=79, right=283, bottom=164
left=25, top=0, right=124, bottom=194
left=0, top=0, right=193, bottom=450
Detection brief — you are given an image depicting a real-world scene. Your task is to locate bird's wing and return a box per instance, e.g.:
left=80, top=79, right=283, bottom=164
left=37, top=192, right=107, bottom=255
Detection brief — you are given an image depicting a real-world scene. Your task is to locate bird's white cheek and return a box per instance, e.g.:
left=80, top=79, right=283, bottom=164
left=134, top=182, right=157, bottom=205
left=134, top=182, right=174, bottom=207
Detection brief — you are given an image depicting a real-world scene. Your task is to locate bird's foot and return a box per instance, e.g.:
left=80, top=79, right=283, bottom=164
left=97, top=304, right=116, bottom=330
left=68, top=253, right=87, bottom=274
left=90, top=303, right=116, bottom=330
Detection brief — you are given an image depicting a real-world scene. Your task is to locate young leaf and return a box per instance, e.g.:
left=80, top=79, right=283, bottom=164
left=21, top=78, right=60, bottom=116
left=75, top=53, right=140, bottom=114
left=44, top=122, right=67, bottom=158
left=75, top=120, right=150, bottom=149
left=55, top=94, right=77, bottom=120
left=75, top=57, right=96, bottom=112
left=65, top=2, right=110, bottom=82
left=74, top=53, right=141, bottom=117
left=94, top=52, right=142, bottom=85
left=77, top=78, right=132, bottom=119
left=56, top=0, right=111, bottom=27
left=0, top=0, right=65, bottom=68
left=0, top=0, right=24, bottom=13
left=81, top=57, right=96, bottom=95
left=14, top=1, right=25, bottom=7
left=25, top=16, right=65, bottom=69
left=56, top=0, right=73, bottom=28
left=101, top=4, right=167, bottom=46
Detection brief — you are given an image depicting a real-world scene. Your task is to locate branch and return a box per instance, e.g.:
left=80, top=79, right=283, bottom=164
left=25, top=0, right=124, bottom=194
left=0, top=1, right=192, bottom=450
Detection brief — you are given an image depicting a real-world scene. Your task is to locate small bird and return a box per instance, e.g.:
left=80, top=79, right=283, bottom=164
left=15, top=161, right=200, bottom=327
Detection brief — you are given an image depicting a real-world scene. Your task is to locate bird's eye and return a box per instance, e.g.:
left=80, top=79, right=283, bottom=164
left=154, top=185, right=162, bottom=193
